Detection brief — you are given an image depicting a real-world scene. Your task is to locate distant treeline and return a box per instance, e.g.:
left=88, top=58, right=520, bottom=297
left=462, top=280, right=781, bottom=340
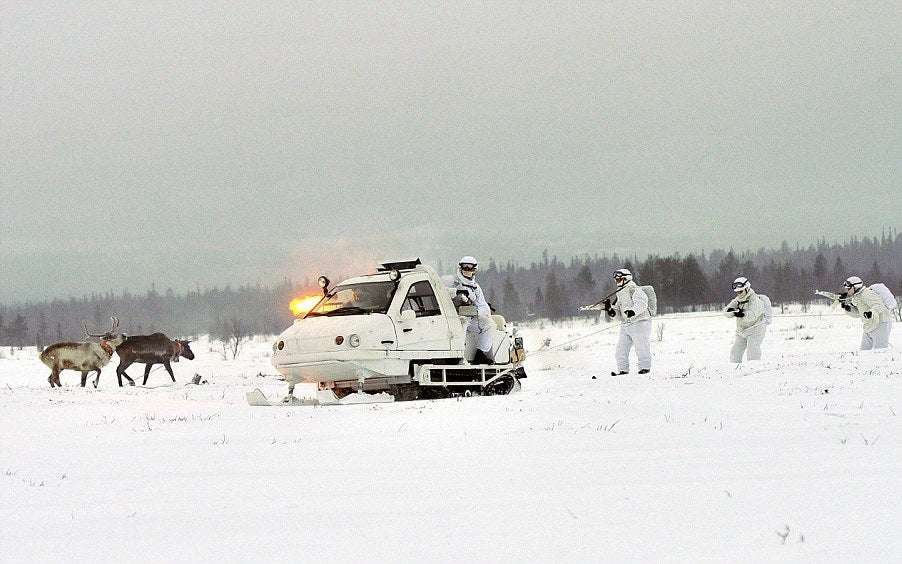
left=476, top=231, right=902, bottom=321
left=1, top=231, right=901, bottom=347
left=0, top=282, right=301, bottom=349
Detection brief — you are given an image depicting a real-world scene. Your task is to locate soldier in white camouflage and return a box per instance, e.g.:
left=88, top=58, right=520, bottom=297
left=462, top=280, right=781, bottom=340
left=604, top=268, right=652, bottom=376
left=453, top=256, right=496, bottom=364
left=840, top=276, right=892, bottom=349
left=723, top=276, right=767, bottom=362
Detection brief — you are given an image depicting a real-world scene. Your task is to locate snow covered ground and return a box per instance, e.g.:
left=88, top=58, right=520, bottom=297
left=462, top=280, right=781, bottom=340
left=2, top=305, right=901, bottom=562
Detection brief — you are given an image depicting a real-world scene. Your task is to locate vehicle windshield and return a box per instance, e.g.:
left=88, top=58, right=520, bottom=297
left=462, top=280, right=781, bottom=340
left=305, top=281, right=397, bottom=317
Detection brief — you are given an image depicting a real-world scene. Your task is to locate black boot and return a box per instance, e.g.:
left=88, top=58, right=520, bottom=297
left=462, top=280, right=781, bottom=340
left=472, top=349, right=494, bottom=365
left=610, top=370, right=628, bottom=376
left=638, top=368, right=650, bottom=375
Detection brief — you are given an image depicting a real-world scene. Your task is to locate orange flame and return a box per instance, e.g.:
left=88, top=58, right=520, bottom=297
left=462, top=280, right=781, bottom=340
left=289, top=295, right=322, bottom=317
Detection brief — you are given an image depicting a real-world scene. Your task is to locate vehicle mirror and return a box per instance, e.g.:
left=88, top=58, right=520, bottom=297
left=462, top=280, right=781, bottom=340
left=400, top=309, right=416, bottom=322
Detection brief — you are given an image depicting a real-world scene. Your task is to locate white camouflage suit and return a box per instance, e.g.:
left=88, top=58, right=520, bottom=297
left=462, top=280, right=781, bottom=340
left=454, top=272, right=495, bottom=359
left=608, top=281, right=652, bottom=372
left=724, top=289, right=766, bottom=362
left=844, top=286, right=892, bottom=349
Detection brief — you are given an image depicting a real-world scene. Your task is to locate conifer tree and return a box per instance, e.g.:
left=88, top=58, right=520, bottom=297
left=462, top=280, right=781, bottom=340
left=532, top=287, right=544, bottom=318
left=501, top=277, right=524, bottom=321
left=813, top=253, right=828, bottom=289
left=832, top=256, right=846, bottom=285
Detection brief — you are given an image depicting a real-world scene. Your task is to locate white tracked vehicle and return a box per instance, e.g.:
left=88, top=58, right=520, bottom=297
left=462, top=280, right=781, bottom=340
left=247, top=259, right=526, bottom=406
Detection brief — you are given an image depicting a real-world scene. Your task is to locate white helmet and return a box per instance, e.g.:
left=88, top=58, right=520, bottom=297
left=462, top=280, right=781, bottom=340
left=613, top=268, right=632, bottom=286
left=843, top=276, right=863, bottom=293
left=458, top=256, right=478, bottom=277
left=732, top=276, right=751, bottom=293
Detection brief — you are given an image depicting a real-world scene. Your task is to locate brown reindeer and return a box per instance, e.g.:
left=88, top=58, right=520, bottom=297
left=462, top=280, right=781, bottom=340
left=114, top=333, right=195, bottom=386
left=39, top=317, right=126, bottom=388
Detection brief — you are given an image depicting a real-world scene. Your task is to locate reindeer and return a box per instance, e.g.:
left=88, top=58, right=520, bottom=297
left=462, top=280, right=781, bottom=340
left=39, top=317, right=126, bottom=388
left=113, top=333, right=195, bottom=386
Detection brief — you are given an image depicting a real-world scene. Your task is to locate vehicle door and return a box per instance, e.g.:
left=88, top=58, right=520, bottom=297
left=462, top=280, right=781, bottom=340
left=393, top=280, right=451, bottom=351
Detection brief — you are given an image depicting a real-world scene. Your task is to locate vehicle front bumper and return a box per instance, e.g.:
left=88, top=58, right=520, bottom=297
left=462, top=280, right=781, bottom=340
left=273, top=353, right=410, bottom=386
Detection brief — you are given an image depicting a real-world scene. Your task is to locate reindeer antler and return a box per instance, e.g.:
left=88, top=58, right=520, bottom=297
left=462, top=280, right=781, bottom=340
left=83, top=316, right=120, bottom=337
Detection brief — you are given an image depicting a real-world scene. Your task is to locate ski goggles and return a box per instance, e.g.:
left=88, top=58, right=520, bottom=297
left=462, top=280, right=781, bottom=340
left=732, top=281, right=748, bottom=290
left=459, top=264, right=477, bottom=272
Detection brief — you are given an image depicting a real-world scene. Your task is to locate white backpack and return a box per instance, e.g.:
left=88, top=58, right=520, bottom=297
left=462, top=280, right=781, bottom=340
left=758, top=294, right=773, bottom=325
left=870, top=283, right=898, bottom=311
left=639, top=285, right=657, bottom=316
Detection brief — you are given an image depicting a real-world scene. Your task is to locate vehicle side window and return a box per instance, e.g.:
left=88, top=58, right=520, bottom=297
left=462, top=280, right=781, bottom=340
left=400, top=281, right=442, bottom=317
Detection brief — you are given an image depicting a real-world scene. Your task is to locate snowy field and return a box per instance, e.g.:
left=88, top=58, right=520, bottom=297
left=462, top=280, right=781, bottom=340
left=2, top=305, right=901, bottom=562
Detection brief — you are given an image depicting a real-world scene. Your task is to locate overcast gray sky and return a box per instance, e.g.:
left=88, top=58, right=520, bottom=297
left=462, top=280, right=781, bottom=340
left=2, top=1, right=900, bottom=302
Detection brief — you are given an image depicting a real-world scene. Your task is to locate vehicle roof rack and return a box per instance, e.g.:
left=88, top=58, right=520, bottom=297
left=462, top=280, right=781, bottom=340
left=377, top=258, right=422, bottom=271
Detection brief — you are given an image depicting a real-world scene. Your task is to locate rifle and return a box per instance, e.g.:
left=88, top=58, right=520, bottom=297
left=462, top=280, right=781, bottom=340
left=814, top=290, right=851, bottom=304
left=579, top=286, right=627, bottom=311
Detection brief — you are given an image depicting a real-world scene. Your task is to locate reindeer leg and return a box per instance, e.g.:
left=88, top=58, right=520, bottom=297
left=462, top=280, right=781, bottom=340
left=93, top=369, right=101, bottom=388
left=163, top=360, right=176, bottom=383
left=118, top=360, right=135, bottom=386
left=116, top=362, right=135, bottom=387
left=48, top=370, right=56, bottom=388
left=115, top=361, right=126, bottom=387
left=143, top=363, right=152, bottom=386
left=80, top=371, right=88, bottom=387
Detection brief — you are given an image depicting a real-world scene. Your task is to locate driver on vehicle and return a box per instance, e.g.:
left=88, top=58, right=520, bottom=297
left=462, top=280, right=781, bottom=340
left=453, top=256, right=495, bottom=365
left=348, top=287, right=375, bottom=309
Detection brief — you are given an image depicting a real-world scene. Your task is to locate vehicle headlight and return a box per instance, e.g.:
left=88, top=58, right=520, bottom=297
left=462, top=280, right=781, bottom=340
left=348, top=334, right=360, bottom=348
